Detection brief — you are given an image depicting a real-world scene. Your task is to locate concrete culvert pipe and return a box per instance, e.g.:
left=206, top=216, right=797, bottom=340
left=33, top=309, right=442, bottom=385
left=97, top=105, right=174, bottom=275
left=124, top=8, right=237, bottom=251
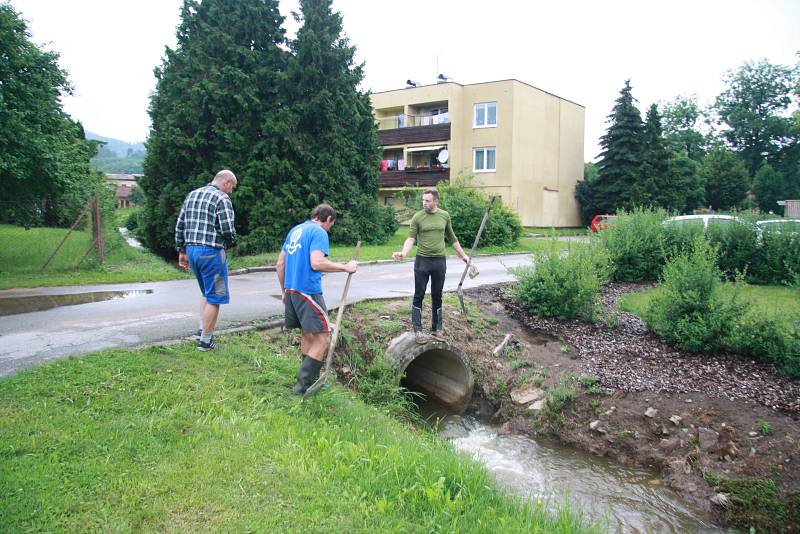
left=386, top=332, right=474, bottom=413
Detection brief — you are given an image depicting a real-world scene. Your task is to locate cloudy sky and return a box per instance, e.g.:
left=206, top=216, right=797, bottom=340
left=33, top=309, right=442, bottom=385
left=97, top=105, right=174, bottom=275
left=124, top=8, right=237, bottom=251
left=10, top=0, right=800, bottom=161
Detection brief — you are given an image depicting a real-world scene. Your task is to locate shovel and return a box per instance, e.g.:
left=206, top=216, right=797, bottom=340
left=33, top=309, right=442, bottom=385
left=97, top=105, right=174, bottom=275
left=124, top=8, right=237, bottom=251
left=457, top=196, right=497, bottom=316
left=303, top=241, right=361, bottom=399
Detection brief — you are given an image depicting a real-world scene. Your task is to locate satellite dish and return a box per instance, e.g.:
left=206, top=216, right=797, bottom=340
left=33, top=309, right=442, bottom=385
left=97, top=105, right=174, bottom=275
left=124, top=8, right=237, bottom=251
left=437, top=149, right=449, bottom=163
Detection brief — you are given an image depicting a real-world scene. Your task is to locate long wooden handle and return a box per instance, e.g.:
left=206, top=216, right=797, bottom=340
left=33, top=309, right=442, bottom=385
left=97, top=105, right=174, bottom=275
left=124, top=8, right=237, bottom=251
left=458, top=196, right=497, bottom=286
left=323, top=242, right=361, bottom=374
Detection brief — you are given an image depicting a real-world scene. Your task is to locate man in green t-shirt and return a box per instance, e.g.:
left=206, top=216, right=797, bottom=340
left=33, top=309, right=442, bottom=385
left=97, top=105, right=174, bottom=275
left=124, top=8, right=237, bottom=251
left=392, top=189, right=470, bottom=343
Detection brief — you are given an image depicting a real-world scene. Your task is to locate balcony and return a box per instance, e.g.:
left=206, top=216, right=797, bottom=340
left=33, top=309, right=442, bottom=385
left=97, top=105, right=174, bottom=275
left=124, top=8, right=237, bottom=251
left=379, top=167, right=450, bottom=188
left=377, top=122, right=450, bottom=146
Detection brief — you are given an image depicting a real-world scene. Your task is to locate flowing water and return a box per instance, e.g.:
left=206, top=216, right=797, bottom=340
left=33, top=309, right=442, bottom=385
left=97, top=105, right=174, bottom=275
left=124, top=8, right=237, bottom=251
left=426, top=407, right=724, bottom=533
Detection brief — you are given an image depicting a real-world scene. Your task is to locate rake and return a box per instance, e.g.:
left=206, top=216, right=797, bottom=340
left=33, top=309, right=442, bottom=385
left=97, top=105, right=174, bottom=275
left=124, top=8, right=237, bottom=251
left=457, top=196, right=497, bottom=316
left=303, top=241, right=361, bottom=399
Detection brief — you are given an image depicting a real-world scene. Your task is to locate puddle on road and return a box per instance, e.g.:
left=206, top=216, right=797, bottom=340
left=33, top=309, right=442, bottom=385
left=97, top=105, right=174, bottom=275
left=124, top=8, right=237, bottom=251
left=0, top=290, right=154, bottom=316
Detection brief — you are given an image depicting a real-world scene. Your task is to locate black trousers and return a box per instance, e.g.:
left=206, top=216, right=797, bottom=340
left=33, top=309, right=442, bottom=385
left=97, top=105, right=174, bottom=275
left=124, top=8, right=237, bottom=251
left=413, top=255, right=446, bottom=331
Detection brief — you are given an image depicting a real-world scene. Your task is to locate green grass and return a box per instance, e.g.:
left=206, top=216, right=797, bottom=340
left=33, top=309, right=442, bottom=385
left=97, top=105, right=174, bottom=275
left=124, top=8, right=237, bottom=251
left=0, top=224, right=189, bottom=290
left=526, top=227, right=588, bottom=237
left=0, top=331, right=595, bottom=533
left=618, top=284, right=800, bottom=334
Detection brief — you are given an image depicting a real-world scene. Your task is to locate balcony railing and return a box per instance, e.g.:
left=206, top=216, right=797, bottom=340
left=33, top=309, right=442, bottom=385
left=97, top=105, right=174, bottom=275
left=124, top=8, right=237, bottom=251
left=376, top=112, right=449, bottom=130
left=379, top=168, right=450, bottom=188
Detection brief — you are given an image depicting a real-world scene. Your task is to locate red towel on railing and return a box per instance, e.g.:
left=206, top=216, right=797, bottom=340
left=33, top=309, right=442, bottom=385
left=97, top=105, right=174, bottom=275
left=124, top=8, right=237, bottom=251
left=379, top=160, right=389, bottom=172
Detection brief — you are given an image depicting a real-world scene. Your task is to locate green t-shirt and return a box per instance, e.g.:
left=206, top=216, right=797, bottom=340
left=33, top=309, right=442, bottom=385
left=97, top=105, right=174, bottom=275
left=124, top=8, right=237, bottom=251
left=409, top=209, right=457, bottom=257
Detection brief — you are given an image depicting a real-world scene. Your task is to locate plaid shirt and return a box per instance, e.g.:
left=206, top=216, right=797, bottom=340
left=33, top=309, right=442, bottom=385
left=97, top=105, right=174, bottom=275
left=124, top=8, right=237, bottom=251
left=175, top=184, right=237, bottom=252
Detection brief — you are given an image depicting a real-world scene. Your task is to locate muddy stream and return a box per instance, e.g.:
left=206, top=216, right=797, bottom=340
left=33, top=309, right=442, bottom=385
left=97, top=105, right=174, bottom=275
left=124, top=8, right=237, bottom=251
left=417, top=399, right=724, bottom=533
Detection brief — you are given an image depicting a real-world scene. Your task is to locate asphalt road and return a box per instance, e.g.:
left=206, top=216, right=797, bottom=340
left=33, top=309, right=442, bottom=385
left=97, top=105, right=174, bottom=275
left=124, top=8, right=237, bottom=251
left=0, top=253, right=534, bottom=377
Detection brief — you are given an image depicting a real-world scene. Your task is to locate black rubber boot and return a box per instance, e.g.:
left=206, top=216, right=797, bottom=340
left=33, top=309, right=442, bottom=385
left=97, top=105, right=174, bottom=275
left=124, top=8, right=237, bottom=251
left=412, top=305, right=423, bottom=333
left=292, top=356, right=323, bottom=395
left=432, top=307, right=443, bottom=332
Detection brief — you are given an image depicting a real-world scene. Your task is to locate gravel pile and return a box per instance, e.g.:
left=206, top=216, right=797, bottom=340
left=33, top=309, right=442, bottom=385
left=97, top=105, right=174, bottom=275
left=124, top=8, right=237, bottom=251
left=496, top=283, right=800, bottom=413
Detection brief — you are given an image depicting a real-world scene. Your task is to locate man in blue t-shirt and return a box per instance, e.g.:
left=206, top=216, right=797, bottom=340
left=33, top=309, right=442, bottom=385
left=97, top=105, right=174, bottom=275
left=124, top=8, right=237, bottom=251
left=276, top=204, right=358, bottom=394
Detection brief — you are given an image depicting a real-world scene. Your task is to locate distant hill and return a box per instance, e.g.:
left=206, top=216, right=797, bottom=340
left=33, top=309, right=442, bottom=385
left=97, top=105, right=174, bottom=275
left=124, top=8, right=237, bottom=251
left=86, top=131, right=146, bottom=174
left=86, top=131, right=145, bottom=157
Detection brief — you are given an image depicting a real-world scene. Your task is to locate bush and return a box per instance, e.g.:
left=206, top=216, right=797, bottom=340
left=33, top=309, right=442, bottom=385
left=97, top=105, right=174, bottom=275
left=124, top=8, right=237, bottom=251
left=662, top=219, right=704, bottom=263
left=759, top=228, right=800, bottom=285
left=598, top=208, right=668, bottom=282
left=328, top=197, right=399, bottom=246
left=729, top=314, right=800, bottom=377
left=402, top=175, right=522, bottom=248
left=644, top=238, right=748, bottom=352
left=512, top=241, right=611, bottom=322
left=706, top=216, right=761, bottom=280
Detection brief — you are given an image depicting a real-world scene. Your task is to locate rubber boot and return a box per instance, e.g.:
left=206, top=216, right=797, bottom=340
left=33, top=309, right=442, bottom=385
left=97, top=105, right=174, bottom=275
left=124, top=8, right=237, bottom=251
left=431, top=307, right=444, bottom=341
left=292, top=356, right=323, bottom=395
left=412, top=306, right=423, bottom=333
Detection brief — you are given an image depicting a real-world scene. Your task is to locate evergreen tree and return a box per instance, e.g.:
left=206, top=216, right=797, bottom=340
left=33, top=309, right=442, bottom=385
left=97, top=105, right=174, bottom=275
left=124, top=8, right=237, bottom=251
left=140, top=0, right=288, bottom=258
left=592, top=80, right=645, bottom=214
left=0, top=3, right=99, bottom=227
left=632, top=104, right=675, bottom=209
left=701, top=148, right=749, bottom=211
left=270, top=0, right=396, bottom=248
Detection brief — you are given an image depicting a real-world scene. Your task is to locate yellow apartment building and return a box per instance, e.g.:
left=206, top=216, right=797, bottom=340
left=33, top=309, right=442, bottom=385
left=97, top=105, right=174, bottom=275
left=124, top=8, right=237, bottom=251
left=371, top=79, right=584, bottom=227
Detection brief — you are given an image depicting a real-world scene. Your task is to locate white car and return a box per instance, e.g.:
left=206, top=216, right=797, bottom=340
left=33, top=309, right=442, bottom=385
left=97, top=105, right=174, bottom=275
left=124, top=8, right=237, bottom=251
left=663, top=214, right=741, bottom=231
left=755, top=218, right=800, bottom=235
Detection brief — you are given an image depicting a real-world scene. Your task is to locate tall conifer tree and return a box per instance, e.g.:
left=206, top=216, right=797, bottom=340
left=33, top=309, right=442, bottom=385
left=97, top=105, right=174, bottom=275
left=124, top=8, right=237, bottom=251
left=593, top=80, right=645, bottom=213
left=140, top=0, right=287, bottom=257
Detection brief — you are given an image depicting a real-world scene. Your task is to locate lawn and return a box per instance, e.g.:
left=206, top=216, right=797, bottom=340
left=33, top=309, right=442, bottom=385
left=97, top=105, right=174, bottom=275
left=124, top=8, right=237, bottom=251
left=0, top=224, right=190, bottom=290
left=0, top=330, right=594, bottom=533
left=618, top=283, right=800, bottom=334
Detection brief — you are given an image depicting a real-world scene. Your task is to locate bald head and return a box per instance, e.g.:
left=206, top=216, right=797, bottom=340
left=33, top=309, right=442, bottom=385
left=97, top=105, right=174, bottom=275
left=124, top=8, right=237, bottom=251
left=213, top=169, right=237, bottom=194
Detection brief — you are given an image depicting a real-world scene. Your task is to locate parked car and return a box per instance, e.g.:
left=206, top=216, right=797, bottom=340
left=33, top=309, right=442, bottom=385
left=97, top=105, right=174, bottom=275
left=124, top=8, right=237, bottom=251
left=662, top=214, right=741, bottom=231
left=756, top=218, right=800, bottom=235
left=590, top=214, right=617, bottom=232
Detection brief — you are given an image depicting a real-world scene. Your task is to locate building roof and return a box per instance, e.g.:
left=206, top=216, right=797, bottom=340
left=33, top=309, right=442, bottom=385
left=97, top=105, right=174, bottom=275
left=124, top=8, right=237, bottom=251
left=371, top=78, right=584, bottom=108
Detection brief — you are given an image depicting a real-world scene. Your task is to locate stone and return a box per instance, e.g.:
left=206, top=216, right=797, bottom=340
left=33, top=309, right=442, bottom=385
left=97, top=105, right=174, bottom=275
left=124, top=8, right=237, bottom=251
left=658, top=437, right=681, bottom=454
left=669, top=415, right=682, bottom=426
left=697, top=427, right=720, bottom=452
left=510, top=385, right=545, bottom=405
left=661, top=426, right=671, bottom=436
left=602, top=406, right=617, bottom=416
left=644, top=407, right=658, bottom=418
left=529, top=399, right=545, bottom=411
left=589, top=420, right=606, bottom=434
left=748, top=431, right=758, bottom=437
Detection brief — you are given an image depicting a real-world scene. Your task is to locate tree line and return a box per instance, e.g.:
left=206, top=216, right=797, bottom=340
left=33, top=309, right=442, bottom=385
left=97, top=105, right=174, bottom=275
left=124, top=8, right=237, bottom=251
left=578, top=59, right=800, bottom=224
left=139, top=0, right=396, bottom=259
left=0, top=3, right=109, bottom=228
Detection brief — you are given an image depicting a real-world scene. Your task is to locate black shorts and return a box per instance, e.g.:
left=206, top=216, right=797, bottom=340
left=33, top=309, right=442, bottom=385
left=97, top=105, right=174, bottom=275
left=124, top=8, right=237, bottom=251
left=284, top=290, right=330, bottom=333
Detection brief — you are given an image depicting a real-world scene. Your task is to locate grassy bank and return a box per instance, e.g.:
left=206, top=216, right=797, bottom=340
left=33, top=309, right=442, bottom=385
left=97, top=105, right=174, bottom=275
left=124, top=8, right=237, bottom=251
left=0, top=224, right=188, bottom=290
left=0, top=330, right=594, bottom=533
left=618, top=283, right=800, bottom=334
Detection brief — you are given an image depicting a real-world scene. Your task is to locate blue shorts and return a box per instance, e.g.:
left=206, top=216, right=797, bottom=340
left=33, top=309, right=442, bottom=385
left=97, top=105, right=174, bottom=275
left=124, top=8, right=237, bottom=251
left=187, top=245, right=229, bottom=305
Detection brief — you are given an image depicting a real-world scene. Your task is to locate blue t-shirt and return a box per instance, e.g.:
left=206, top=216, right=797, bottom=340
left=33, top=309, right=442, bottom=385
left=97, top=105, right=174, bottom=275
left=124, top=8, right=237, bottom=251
left=282, top=220, right=330, bottom=294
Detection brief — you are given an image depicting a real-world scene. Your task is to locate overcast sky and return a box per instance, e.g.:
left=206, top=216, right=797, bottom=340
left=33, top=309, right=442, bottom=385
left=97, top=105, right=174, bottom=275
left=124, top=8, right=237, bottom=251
left=10, top=0, right=800, bottom=161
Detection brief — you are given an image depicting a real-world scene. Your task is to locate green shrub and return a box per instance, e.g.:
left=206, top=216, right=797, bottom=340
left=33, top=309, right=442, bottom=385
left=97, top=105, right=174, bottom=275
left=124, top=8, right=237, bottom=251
left=402, top=175, right=522, bottom=248
left=599, top=208, right=668, bottom=282
left=706, top=216, right=761, bottom=280
left=729, top=314, right=789, bottom=365
left=352, top=356, right=420, bottom=421
left=512, top=241, right=611, bottom=322
left=662, top=219, right=704, bottom=262
left=759, top=229, right=800, bottom=285
left=644, top=238, right=748, bottom=352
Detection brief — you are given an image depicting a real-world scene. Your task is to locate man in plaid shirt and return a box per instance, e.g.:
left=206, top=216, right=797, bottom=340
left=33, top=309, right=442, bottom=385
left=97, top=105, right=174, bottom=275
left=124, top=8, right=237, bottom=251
left=175, top=169, right=238, bottom=351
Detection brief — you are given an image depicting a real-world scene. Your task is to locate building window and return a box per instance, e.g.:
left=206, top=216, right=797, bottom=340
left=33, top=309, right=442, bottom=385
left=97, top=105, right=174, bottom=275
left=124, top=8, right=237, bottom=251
left=474, top=102, right=497, bottom=128
left=473, top=147, right=496, bottom=172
